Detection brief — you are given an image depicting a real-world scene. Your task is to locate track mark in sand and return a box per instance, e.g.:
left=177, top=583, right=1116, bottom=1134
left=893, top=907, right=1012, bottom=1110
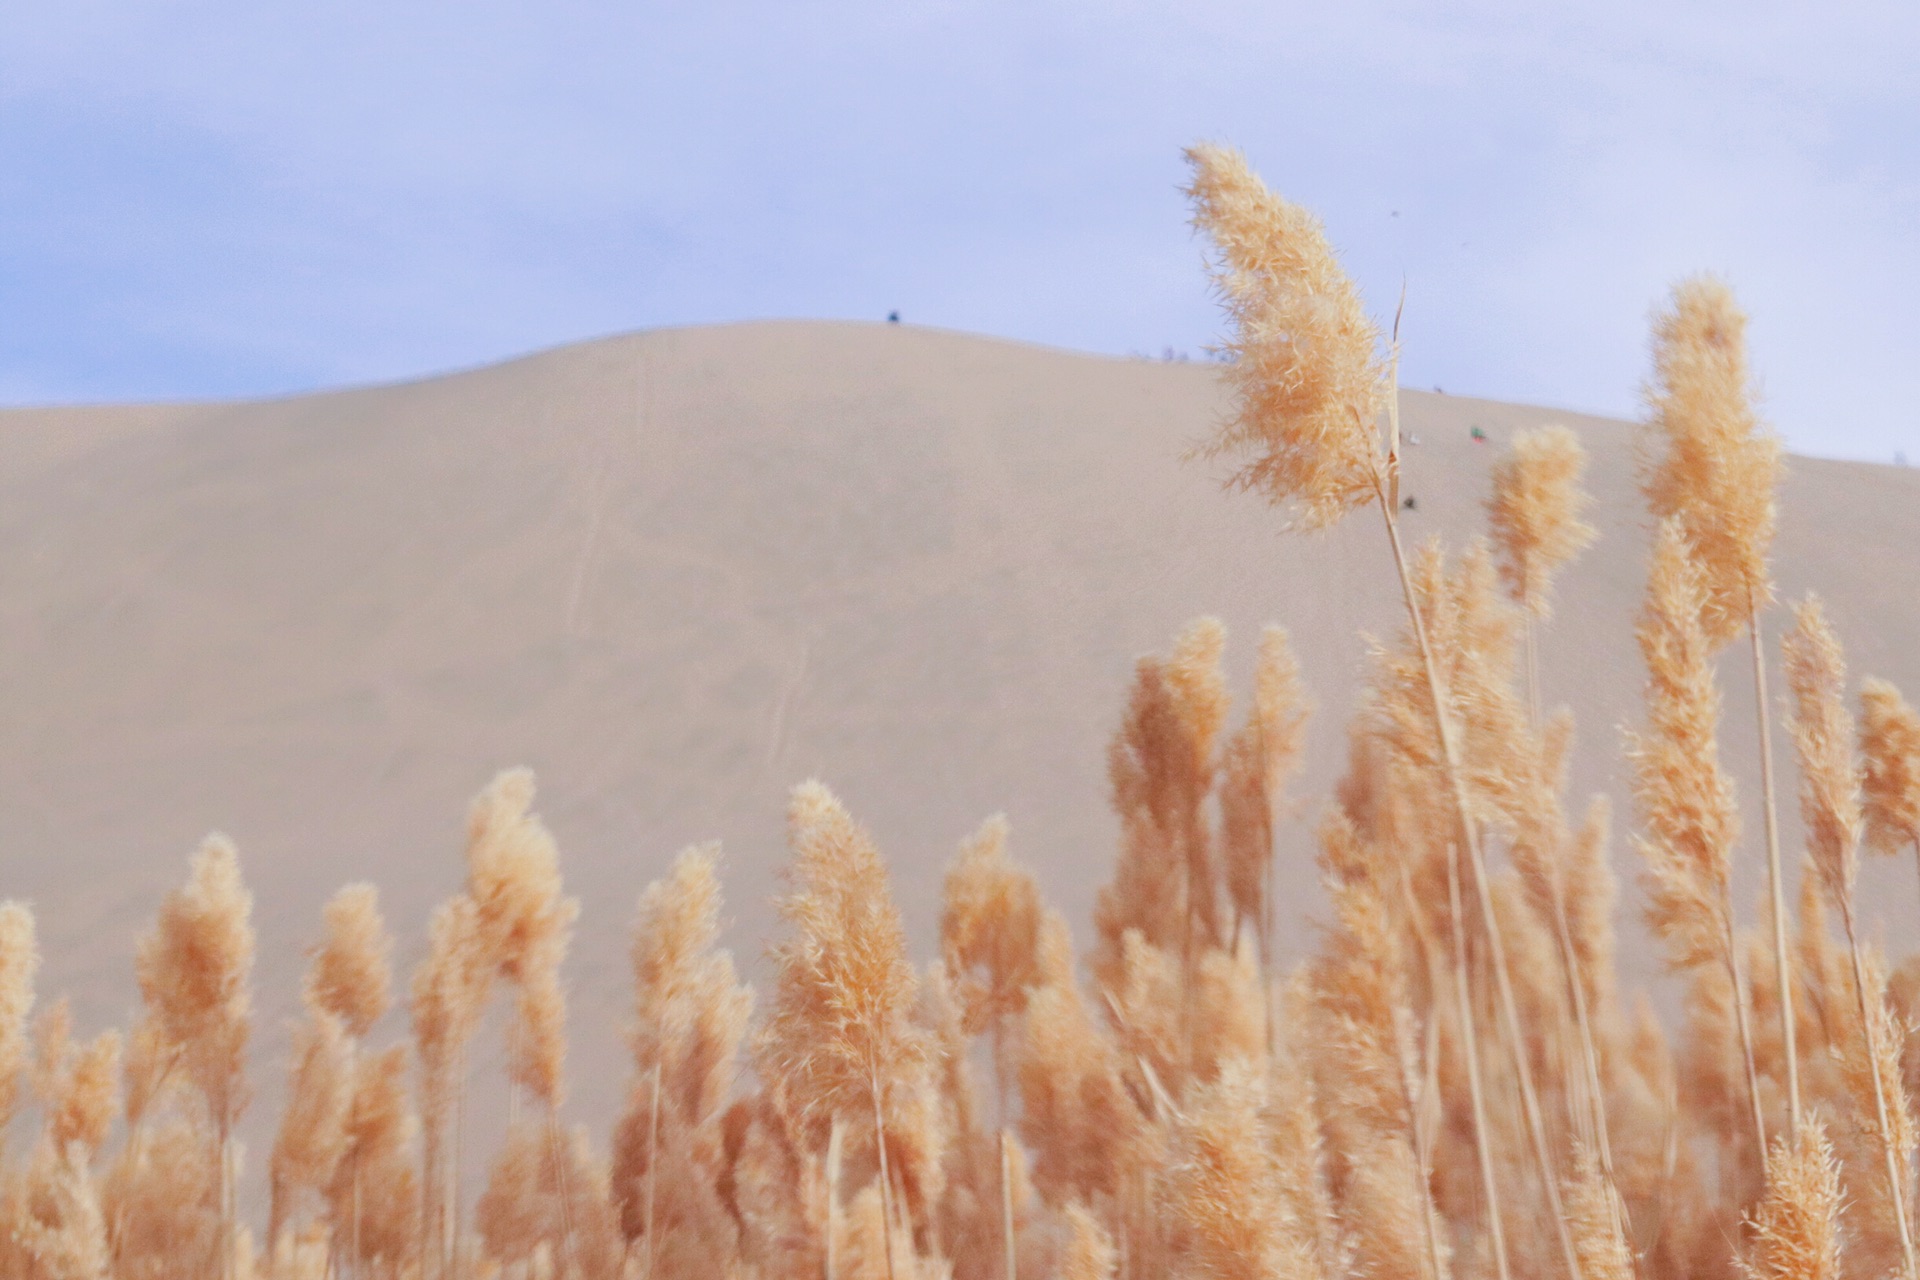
left=563, top=473, right=610, bottom=639
left=564, top=345, right=652, bottom=639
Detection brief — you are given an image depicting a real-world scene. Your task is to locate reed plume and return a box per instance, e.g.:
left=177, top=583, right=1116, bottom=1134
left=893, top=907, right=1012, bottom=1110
left=941, top=816, right=1044, bottom=1117
left=1564, top=1145, right=1633, bottom=1280
left=760, top=781, right=933, bottom=1280
left=0, top=902, right=36, bottom=1147
left=1641, top=275, right=1799, bottom=1138
left=1189, top=142, right=1579, bottom=1280
left=10, top=1139, right=111, bottom=1280
left=268, top=1010, right=351, bottom=1249
left=134, top=835, right=254, bottom=1280
left=1309, top=809, right=1448, bottom=1280
left=1742, top=1124, right=1841, bottom=1280
left=1627, top=519, right=1766, bottom=1155
left=1487, top=425, right=1597, bottom=625
left=1013, top=912, right=1143, bottom=1209
left=1860, top=677, right=1920, bottom=911
left=611, top=843, right=752, bottom=1273
left=305, top=884, right=392, bottom=1039
left=1781, top=596, right=1917, bottom=1278
left=324, top=1043, right=419, bottom=1277
left=1164, top=1057, right=1319, bottom=1279
left=1486, top=425, right=1596, bottom=729
left=1184, top=143, right=1388, bottom=529
left=1219, top=626, right=1310, bottom=972
left=408, top=893, right=484, bottom=1278
left=37, top=1017, right=121, bottom=1159
left=1641, top=278, right=1781, bottom=647
left=1059, top=1202, right=1117, bottom=1280
left=1096, top=616, right=1230, bottom=1006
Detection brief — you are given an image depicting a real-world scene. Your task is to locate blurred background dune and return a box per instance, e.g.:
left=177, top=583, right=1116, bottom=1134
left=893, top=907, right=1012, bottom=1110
left=2, top=318, right=1916, bottom=1182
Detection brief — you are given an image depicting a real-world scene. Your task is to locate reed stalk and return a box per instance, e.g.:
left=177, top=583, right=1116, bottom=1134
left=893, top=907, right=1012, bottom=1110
left=1001, top=1128, right=1018, bottom=1280
left=1447, top=844, right=1511, bottom=1280
left=1371, top=447, right=1584, bottom=1280
left=1750, top=604, right=1804, bottom=1138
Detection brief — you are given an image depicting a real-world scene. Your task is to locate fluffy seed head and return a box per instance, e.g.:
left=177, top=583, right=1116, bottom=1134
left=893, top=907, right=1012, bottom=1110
left=1741, top=1123, right=1841, bottom=1280
left=1860, top=676, right=1920, bottom=856
left=1628, top=520, right=1738, bottom=970
left=758, top=781, right=929, bottom=1145
left=1185, top=142, right=1388, bottom=529
left=1165, top=1057, right=1317, bottom=1280
left=1640, top=275, right=1783, bottom=646
left=940, top=814, right=1045, bottom=1037
left=0, top=901, right=39, bottom=1134
left=47, top=1029, right=121, bottom=1156
left=304, top=883, right=392, bottom=1038
left=1487, top=425, right=1597, bottom=619
left=1782, top=596, right=1863, bottom=911
left=134, top=834, right=256, bottom=1126
left=1220, top=627, right=1310, bottom=944
left=269, top=1010, right=352, bottom=1241
left=1059, top=1202, right=1117, bottom=1280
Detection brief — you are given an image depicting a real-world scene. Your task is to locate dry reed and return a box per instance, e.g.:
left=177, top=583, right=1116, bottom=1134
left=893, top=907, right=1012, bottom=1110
left=5, top=140, right=1917, bottom=1280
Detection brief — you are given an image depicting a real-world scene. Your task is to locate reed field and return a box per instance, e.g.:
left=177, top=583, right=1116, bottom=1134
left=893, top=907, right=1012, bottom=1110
left=4, top=143, right=1916, bottom=1280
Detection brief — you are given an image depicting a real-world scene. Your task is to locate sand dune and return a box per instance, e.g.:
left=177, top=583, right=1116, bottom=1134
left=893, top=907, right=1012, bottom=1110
left=2, top=319, right=1917, bottom=1186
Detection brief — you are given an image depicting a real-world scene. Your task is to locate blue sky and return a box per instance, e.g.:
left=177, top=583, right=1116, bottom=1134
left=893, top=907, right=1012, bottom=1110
left=1, top=3, right=1915, bottom=459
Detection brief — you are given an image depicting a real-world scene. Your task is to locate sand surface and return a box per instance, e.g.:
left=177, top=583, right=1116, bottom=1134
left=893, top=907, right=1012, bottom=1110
left=2, top=320, right=1917, bottom=1199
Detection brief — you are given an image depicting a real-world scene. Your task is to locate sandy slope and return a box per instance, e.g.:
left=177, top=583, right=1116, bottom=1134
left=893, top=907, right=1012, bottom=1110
left=2, top=319, right=1917, bottom=1191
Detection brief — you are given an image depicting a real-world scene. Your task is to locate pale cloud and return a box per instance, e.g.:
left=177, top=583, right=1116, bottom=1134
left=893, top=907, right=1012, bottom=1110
left=0, top=3, right=1914, bottom=458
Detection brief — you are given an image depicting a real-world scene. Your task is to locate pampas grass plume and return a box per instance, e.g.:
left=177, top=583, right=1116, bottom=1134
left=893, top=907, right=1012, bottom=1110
left=304, top=884, right=392, bottom=1039
left=1861, top=677, right=1920, bottom=856
left=0, top=901, right=39, bottom=1139
left=1060, top=1202, right=1117, bottom=1280
left=1628, top=520, right=1738, bottom=971
left=1166, top=1057, right=1317, bottom=1280
left=1184, top=143, right=1388, bottom=529
left=268, top=1010, right=352, bottom=1245
left=1487, top=425, right=1597, bottom=620
left=135, top=835, right=255, bottom=1127
left=941, top=815, right=1044, bottom=1041
left=1741, top=1124, right=1841, bottom=1280
left=47, top=1029, right=120, bottom=1157
left=1783, top=597, right=1863, bottom=909
left=1641, top=276, right=1782, bottom=647
left=761, top=781, right=929, bottom=1136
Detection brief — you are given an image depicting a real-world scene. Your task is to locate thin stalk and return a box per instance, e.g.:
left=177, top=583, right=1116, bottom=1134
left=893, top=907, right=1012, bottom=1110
left=109, top=1047, right=180, bottom=1267
left=1447, top=845, right=1511, bottom=1280
left=1181, top=854, right=1197, bottom=1082
left=1521, top=608, right=1626, bottom=1229
left=1722, top=922, right=1771, bottom=1159
left=450, top=1044, right=467, bottom=1280
left=1839, top=900, right=1919, bottom=1280
left=868, top=1057, right=900, bottom=1280
left=1523, top=612, right=1543, bottom=739
left=1000, top=1129, right=1018, bottom=1280
left=992, top=1021, right=1008, bottom=1138
left=1372, top=475, right=1584, bottom=1280
left=644, top=1064, right=662, bottom=1280
left=1910, top=830, right=1920, bottom=938
left=1749, top=603, right=1802, bottom=1136
left=826, top=1116, right=844, bottom=1280
left=220, top=1114, right=234, bottom=1280
left=1262, top=847, right=1278, bottom=1060
left=545, top=1107, right=580, bottom=1278
left=1389, top=989, right=1447, bottom=1280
